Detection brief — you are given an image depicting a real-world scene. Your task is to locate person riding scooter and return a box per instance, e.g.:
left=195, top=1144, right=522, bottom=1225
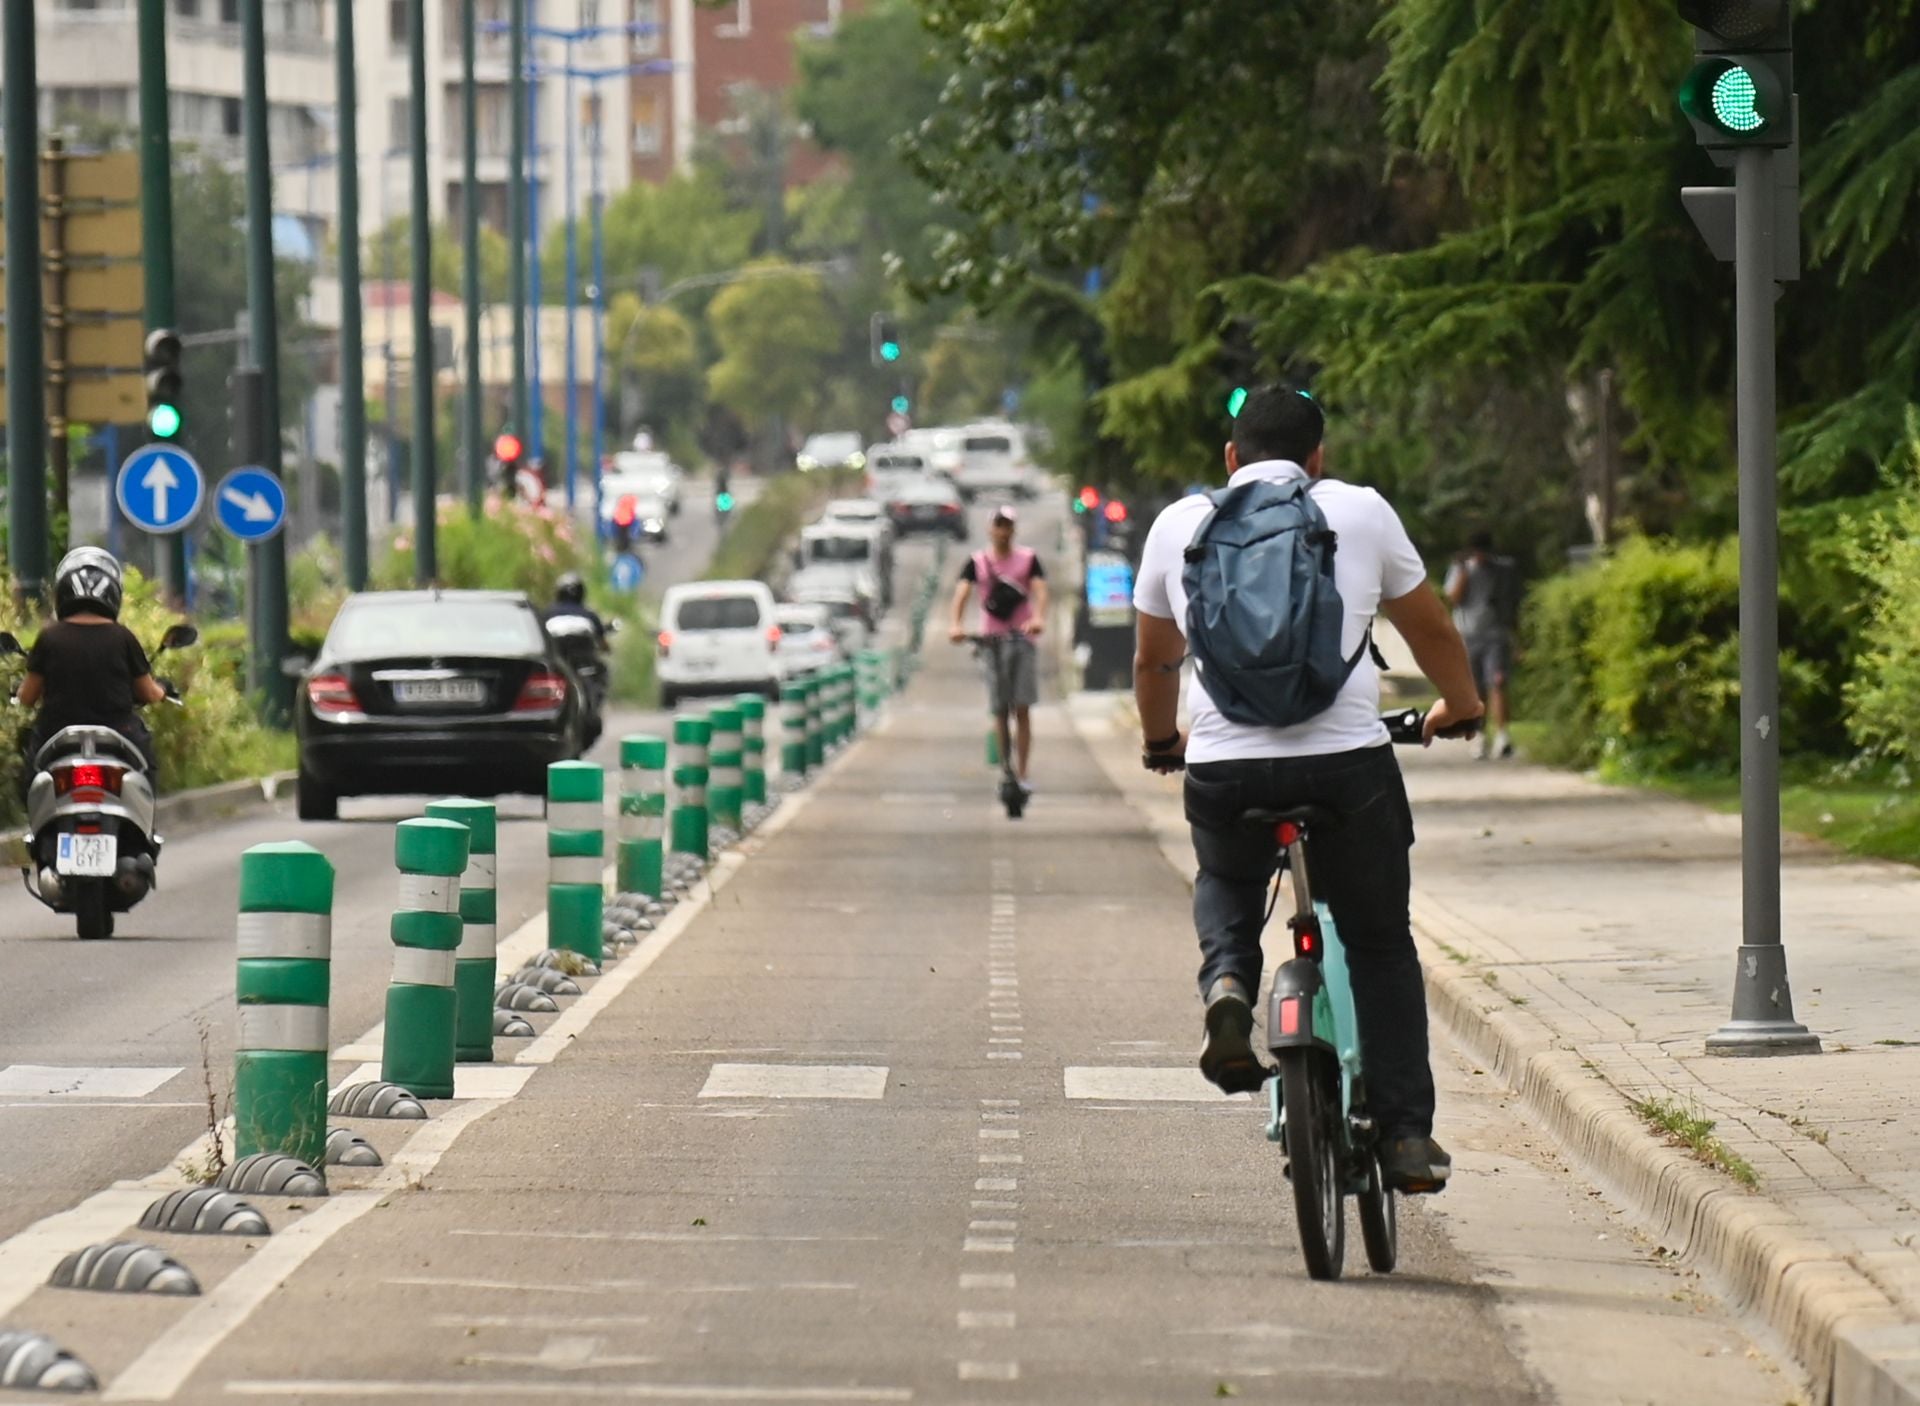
left=542, top=571, right=607, bottom=647
left=13, top=548, right=165, bottom=799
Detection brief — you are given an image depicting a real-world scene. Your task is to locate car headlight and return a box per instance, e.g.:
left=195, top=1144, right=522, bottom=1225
left=797, top=456, right=819, bottom=470
left=849, top=453, right=867, bottom=469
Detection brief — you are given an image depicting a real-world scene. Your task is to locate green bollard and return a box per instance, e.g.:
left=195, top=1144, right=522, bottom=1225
left=382, top=818, right=470, bottom=1100
left=836, top=665, right=856, bottom=744
left=736, top=694, right=768, bottom=807
left=547, top=760, right=606, bottom=963
left=707, top=703, right=744, bottom=831
left=617, top=735, right=668, bottom=898
left=234, top=842, right=336, bottom=1167
left=426, top=799, right=497, bottom=1065
left=804, top=675, right=826, bottom=770
left=780, top=679, right=810, bottom=780
left=671, top=714, right=712, bottom=859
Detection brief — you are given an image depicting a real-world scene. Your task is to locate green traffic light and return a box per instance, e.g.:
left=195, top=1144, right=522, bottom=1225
left=880, top=341, right=902, bottom=363
left=149, top=403, right=182, bottom=439
left=891, top=395, right=910, bottom=415
left=1710, top=65, right=1764, bottom=131
left=1227, top=387, right=1248, bottom=418
left=1679, top=57, right=1781, bottom=138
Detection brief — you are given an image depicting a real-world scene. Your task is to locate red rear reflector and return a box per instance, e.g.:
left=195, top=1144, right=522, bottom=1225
left=1278, top=821, right=1302, bottom=847
left=656, top=630, right=673, bottom=657
left=307, top=673, right=362, bottom=717
left=1299, top=929, right=1316, bottom=956
left=52, top=763, right=122, bottom=797
left=1279, top=997, right=1302, bottom=1037
left=514, top=670, right=568, bottom=712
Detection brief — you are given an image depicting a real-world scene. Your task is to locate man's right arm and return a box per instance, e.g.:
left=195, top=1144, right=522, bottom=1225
left=1380, top=583, right=1484, bottom=741
left=948, top=576, right=973, bottom=642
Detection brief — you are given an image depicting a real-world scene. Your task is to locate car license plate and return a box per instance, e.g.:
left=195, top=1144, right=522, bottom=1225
left=392, top=679, right=486, bottom=705
left=56, top=833, right=117, bottom=878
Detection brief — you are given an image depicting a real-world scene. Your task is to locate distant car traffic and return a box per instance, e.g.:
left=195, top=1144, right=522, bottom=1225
left=899, top=427, right=966, bottom=482
left=955, top=421, right=1039, bottom=500
left=773, top=602, right=844, bottom=681
left=865, top=446, right=932, bottom=500
left=655, top=580, right=781, bottom=707
left=796, top=431, right=866, bottom=474
left=599, top=475, right=671, bottom=543
left=786, top=586, right=871, bottom=656
left=607, top=449, right=684, bottom=516
left=884, top=473, right=967, bottom=539
left=294, top=590, right=588, bottom=821
left=789, top=523, right=883, bottom=618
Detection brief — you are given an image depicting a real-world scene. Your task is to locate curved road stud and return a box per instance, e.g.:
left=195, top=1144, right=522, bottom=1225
left=233, top=841, right=335, bottom=1168
left=671, top=715, right=712, bottom=860
left=426, top=799, right=498, bottom=1065
left=547, top=760, right=606, bottom=964
left=617, top=735, right=668, bottom=899
left=380, top=817, right=469, bottom=1100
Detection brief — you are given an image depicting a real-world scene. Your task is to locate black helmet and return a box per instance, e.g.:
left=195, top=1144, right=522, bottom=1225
left=554, top=571, right=586, bottom=605
left=54, top=546, right=125, bottom=620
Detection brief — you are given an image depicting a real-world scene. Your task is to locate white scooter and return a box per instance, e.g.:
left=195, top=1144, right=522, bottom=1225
left=1, top=622, right=196, bottom=940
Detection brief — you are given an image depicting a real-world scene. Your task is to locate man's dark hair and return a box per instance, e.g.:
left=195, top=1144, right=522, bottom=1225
left=1232, top=384, right=1325, bottom=466
left=1468, top=529, right=1494, bottom=553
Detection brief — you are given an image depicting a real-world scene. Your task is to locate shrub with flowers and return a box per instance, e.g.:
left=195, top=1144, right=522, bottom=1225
left=373, top=494, right=590, bottom=602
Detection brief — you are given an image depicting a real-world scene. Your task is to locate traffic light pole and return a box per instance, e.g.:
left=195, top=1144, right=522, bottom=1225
left=461, top=0, right=484, bottom=518
left=1707, top=144, right=1818, bottom=1055
left=337, top=0, right=370, bottom=590
left=137, top=0, right=189, bottom=603
left=4, top=1, right=48, bottom=602
left=508, top=0, right=528, bottom=441
left=408, top=0, right=439, bottom=583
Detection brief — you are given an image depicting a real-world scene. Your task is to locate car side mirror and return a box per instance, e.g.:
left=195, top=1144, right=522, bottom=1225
left=280, top=653, right=314, bottom=678
left=157, top=622, right=200, bottom=654
left=0, top=631, right=22, bottom=658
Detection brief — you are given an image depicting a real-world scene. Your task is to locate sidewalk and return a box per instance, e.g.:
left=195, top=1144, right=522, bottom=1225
left=1071, top=694, right=1920, bottom=1406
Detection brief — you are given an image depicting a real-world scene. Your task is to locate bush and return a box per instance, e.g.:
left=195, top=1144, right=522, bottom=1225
left=1843, top=428, right=1920, bottom=760
left=374, top=494, right=591, bottom=602
left=1517, top=535, right=1827, bottom=775
left=703, top=468, right=861, bottom=584
left=0, top=567, right=294, bottom=828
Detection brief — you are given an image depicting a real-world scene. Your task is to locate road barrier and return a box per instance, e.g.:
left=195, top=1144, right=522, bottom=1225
left=617, top=735, right=667, bottom=899
left=380, top=817, right=470, bottom=1100
left=804, top=673, right=826, bottom=769
left=547, top=760, right=606, bottom=964
left=707, top=703, right=745, bottom=832
left=426, top=799, right=497, bottom=1065
left=233, top=841, right=335, bottom=1168
left=781, top=679, right=810, bottom=781
left=671, top=714, right=712, bottom=859
left=737, top=694, right=768, bottom=807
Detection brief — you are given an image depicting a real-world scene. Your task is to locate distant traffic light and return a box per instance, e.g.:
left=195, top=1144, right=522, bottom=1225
left=144, top=328, right=184, bottom=440
left=494, top=431, right=524, bottom=466
left=1075, top=485, right=1101, bottom=515
left=1103, top=499, right=1128, bottom=524
left=870, top=313, right=903, bottom=367
left=1227, top=387, right=1248, bottom=418
left=1676, top=0, right=1793, bottom=148
left=890, top=394, right=911, bottom=416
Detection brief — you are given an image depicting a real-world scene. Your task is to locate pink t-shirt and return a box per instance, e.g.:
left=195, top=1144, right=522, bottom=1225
left=969, top=547, right=1039, bottom=636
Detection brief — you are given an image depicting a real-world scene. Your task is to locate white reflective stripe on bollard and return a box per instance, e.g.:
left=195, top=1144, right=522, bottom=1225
left=676, top=746, right=709, bottom=765
left=235, top=1004, right=331, bottom=1053
left=234, top=911, right=332, bottom=961
left=676, top=785, right=707, bottom=806
left=619, top=814, right=667, bottom=841
left=396, top=873, right=459, bottom=912
left=465, top=854, right=497, bottom=889
left=391, top=947, right=458, bottom=987
left=546, top=801, right=604, bottom=832
left=456, top=922, right=498, bottom=960
left=711, top=766, right=744, bottom=788
left=549, top=855, right=604, bottom=885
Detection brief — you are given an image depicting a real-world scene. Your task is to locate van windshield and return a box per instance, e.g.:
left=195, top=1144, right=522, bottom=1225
left=674, top=596, right=763, bottom=630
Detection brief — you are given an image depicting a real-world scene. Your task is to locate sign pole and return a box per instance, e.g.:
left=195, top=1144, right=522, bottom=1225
left=4, top=2, right=49, bottom=601
left=138, top=0, right=189, bottom=603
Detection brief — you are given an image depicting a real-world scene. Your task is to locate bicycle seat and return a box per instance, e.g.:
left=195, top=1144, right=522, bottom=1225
left=1238, top=804, right=1342, bottom=833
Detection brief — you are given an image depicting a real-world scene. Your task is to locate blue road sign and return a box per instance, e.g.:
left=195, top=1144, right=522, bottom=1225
left=610, top=551, right=646, bottom=594
left=213, top=467, right=288, bottom=543
left=115, top=444, right=205, bottom=534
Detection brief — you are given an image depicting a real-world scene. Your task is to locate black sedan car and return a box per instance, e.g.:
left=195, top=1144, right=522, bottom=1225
left=294, top=590, right=588, bottom=820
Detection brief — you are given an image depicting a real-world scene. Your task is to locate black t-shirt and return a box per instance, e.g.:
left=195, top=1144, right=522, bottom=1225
left=25, top=620, right=151, bottom=733
left=958, top=553, right=1046, bottom=583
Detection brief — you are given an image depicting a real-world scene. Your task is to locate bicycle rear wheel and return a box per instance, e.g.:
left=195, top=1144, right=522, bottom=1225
left=1276, top=1050, right=1345, bottom=1280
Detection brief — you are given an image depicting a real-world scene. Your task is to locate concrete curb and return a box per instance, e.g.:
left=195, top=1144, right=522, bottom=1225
left=1061, top=694, right=1920, bottom=1406
left=1, top=770, right=295, bottom=868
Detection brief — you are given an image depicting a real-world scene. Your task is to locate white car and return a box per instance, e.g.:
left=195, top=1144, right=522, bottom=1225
left=796, top=431, right=866, bottom=474
left=822, top=497, right=894, bottom=545
left=788, top=589, right=870, bottom=657
left=884, top=473, right=967, bottom=539
left=791, top=523, right=885, bottom=614
left=900, top=427, right=966, bottom=482
left=773, top=603, right=843, bottom=681
left=655, top=580, right=780, bottom=707
left=865, top=446, right=932, bottom=500
left=609, top=450, right=684, bottom=516
left=955, top=422, right=1039, bottom=500
left=598, top=475, right=670, bottom=542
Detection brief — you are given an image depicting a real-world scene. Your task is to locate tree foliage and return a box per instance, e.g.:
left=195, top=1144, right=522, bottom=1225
left=705, top=261, right=838, bottom=433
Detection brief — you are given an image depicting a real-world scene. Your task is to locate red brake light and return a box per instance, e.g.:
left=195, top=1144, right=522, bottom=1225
left=53, top=763, right=121, bottom=797
left=514, top=670, right=568, bottom=713
left=615, top=494, right=638, bottom=527
left=766, top=625, right=782, bottom=651
left=1298, top=926, right=1317, bottom=957
left=656, top=630, right=673, bottom=657
left=307, top=673, right=362, bottom=717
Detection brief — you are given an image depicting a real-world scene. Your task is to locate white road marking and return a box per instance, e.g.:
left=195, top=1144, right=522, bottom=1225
left=974, top=1178, right=1017, bottom=1193
left=977, top=1154, right=1023, bottom=1165
left=395, top=1277, right=857, bottom=1294
left=958, top=1311, right=1016, bottom=1330
left=968, top=1221, right=1017, bottom=1233
left=960, top=1273, right=1015, bottom=1290
left=465, top=1335, right=662, bottom=1371
left=225, top=1383, right=913, bottom=1401
left=979, top=1099, right=1019, bottom=1108
left=963, top=1239, right=1014, bottom=1253
left=0, top=1065, right=182, bottom=1098
left=0, top=1100, right=201, bottom=1110
left=977, top=1128, right=1019, bottom=1140
left=1064, top=1066, right=1244, bottom=1102
left=986, top=1051, right=1023, bottom=1060
left=452, top=1229, right=876, bottom=1245
left=697, top=1064, right=889, bottom=1100
left=957, top=1361, right=1019, bottom=1381
left=431, top=1315, right=653, bottom=1329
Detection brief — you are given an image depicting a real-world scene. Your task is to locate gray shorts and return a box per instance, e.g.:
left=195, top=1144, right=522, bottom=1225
left=1466, top=632, right=1511, bottom=693
left=978, top=634, right=1038, bottom=714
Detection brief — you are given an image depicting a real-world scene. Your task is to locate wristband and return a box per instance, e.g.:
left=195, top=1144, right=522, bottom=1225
left=1144, top=731, right=1181, bottom=753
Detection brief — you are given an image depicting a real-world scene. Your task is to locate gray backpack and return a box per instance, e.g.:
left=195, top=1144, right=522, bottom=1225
left=1181, top=477, right=1366, bottom=729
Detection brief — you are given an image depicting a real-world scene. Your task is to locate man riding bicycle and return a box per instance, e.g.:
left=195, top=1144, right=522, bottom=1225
left=949, top=506, right=1049, bottom=789
left=1130, top=385, right=1482, bottom=1194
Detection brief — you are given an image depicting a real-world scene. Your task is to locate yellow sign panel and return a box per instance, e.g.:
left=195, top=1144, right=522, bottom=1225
left=60, top=373, right=146, bottom=424
left=57, top=206, right=143, bottom=260
left=63, top=317, right=146, bottom=369
left=56, top=151, right=140, bottom=203
left=0, top=258, right=147, bottom=316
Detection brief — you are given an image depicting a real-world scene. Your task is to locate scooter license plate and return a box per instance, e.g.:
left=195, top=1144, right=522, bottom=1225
left=56, top=832, right=117, bottom=878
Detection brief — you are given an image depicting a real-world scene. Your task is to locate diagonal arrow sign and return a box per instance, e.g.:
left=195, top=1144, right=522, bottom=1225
left=221, top=485, right=277, bottom=523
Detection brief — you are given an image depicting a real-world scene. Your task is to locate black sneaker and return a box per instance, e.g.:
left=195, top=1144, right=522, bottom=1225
left=1198, top=978, right=1268, bottom=1095
left=1380, top=1136, right=1452, bottom=1194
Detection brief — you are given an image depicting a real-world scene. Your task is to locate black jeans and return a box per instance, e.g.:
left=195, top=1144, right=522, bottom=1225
left=1184, top=745, right=1434, bottom=1139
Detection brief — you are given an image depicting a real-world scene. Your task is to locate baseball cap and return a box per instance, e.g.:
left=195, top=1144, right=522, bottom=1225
left=991, top=505, right=1017, bottom=525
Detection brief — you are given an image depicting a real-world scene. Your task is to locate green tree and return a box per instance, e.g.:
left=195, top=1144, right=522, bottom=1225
left=705, top=261, right=837, bottom=453
left=368, top=217, right=508, bottom=304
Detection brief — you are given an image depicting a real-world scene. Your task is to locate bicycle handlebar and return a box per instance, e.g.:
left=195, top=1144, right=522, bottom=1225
left=1142, top=707, right=1482, bottom=773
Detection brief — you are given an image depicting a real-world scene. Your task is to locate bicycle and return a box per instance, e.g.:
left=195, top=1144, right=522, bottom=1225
left=1154, top=705, right=1478, bottom=1280
left=965, top=633, right=1030, bottom=819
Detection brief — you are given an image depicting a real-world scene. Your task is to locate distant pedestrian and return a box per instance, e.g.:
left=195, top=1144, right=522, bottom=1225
left=1444, top=531, right=1518, bottom=759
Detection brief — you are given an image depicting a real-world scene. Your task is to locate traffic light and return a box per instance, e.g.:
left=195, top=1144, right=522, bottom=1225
left=1075, top=485, right=1101, bottom=515
left=494, top=431, right=524, bottom=467
left=890, top=393, right=911, bottom=416
left=143, top=328, right=184, bottom=440
left=1103, top=499, right=1128, bottom=524
left=1676, top=0, right=1793, bottom=149
left=1227, top=387, right=1248, bottom=418
left=870, top=313, right=903, bottom=367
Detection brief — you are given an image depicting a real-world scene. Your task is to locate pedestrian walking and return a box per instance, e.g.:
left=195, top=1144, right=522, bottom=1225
left=1443, top=531, right=1518, bottom=759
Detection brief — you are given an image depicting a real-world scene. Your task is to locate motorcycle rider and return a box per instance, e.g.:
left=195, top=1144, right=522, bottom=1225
left=542, top=571, right=608, bottom=647
left=14, top=548, right=166, bottom=798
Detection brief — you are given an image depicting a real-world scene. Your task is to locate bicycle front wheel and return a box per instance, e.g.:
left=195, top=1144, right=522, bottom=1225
left=1277, top=1049, right=1345, bottom=1281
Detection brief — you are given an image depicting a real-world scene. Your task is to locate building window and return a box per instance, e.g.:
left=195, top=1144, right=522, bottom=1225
left=173, top=0, right=201, bottom=18
left=630, top=0, right=660, bottom=55
left=390, top=96, right=413, bottom=152
left=579, top=0, right=599, bottom=26
left=716, top=0, right=750, bottom=37
left=389, top=0, right=408, bottom=46
left=631, top=92, right=662, bottom=156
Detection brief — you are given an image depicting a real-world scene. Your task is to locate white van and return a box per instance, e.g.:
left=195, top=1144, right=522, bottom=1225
left=655, top=580, right=780, bottom=707
left=955, top=422, right=1037, bottom=500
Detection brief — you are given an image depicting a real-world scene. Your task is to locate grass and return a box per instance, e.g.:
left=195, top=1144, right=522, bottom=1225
left=1632, top=1094, right=1760, bottom=1188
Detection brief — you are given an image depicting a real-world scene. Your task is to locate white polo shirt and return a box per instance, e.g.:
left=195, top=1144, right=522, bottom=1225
left=1132, top=459, right=1428, bottom=762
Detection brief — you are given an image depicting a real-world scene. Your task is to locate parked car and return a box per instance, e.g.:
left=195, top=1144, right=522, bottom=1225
left=773, top=602, right=844, bottom=681
left=885, top=473, right=967, bottom=539
left=655, top=580, right=781, bottom=707
left=294, top=590, right=587, bottom=821
left=796, top=431, right=866, bottom=474
left=955, top=421, right=1039, bottom=500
